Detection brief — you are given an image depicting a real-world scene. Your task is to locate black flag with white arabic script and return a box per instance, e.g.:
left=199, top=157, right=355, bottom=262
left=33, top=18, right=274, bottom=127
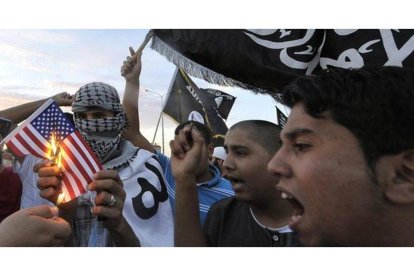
left=163, top=68, right=230, bottom=143
left=151, top=29, right=414, bottom=99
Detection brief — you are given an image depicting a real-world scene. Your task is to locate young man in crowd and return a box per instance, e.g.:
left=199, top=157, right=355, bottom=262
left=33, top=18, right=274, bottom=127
left=268, top=66, right=414, bottom=246
left=171, top=120, right=297, bottom=246
left=121, top=47, right=234, bottom=225
left=34, top=82, right=174, bottom=246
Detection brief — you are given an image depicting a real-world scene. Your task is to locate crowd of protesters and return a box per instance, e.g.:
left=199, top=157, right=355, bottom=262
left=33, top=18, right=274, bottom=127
left=1, top=44, right=414, bottom=247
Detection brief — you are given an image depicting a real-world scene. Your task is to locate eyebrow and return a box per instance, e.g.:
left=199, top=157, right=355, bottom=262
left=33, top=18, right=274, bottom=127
left=225, top=144, right=248, bottom=152
left=283, top=128, right=314, bottom=141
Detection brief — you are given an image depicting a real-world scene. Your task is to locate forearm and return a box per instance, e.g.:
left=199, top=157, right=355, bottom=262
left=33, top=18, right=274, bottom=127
left=174, top=175, right=207, bottom=247
left=123, top=80, right=155, bottom=152
left=123, top=80, right=139, bottom=112
left=0, top=98, right=48, bottom=124
left=109, top=217, right=141, bottom=247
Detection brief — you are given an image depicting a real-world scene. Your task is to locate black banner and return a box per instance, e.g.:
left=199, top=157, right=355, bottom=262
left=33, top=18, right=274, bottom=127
left=151, top=29, right=414, bottom=98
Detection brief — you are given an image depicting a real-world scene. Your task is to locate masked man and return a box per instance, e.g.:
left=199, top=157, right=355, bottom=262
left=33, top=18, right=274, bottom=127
left=35, top=82, right=174, bottom=246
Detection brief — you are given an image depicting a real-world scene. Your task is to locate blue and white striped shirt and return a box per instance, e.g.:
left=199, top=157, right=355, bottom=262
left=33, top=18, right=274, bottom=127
left=156, top=152, right=234, bottom=225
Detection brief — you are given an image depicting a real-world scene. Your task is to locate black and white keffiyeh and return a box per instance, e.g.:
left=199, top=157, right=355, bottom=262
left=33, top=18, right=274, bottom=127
left=72, top=82, right=124, bottom=114
left=72, top=82, right=128, bottom=163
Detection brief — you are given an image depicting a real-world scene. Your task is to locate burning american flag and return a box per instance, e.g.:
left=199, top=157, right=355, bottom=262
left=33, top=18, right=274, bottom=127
left=2, top=98, right=102, bottom=203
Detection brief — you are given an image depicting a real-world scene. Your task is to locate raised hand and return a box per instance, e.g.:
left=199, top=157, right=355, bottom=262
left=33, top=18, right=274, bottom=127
left=170, top=124, right=207, bottom=182
left=121, top=46, right=142, bottom=85
left=53, top=92, right=74, bottom=106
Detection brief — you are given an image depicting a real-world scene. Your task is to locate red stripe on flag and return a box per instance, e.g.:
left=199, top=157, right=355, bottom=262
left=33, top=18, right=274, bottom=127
left=73, top=131, right=102, bottom=170
left=59, top=163, right=76, bottom=200
left=60, top=142, right=91, bottom=188
left=23, top=127, right=48, bottom=154
left=5, top=140, right=25, bottom=157
left=15, top=133, right=43, bottom=158
left=66, top=133, right=101, bottom=176
left=61, top=156, right=87, bottom=196
left=67, top=131, right=102, bottom=173
left=61, top=157, right=86, bottom=196
left=66, top=134, right=97, bottom=174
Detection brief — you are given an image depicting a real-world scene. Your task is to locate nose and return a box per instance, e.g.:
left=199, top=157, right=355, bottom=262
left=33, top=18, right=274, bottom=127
left=222, top=154, right=235, bottom=172
left=267, top=148, right=292, bottom=179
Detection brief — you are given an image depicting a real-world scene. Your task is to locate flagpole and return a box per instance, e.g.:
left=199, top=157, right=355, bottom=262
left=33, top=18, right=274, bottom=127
left=145, top=89, right=166, bottom=154
left=137, top=30, right=153, bottom=53
left=152, top=109, right=162, bottom=144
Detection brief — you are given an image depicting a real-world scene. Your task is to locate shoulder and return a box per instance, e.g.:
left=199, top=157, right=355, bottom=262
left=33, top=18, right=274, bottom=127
left=125, top=147, right=160, bottom=167
left=155, top=151, right=170, bottom=168
left=208, top=197, right=246, bottom=215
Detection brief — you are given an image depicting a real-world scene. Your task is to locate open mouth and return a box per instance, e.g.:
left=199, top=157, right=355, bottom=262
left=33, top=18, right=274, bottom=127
left=281, top=191, right=305, bottom=224
left=227, top=176, right=244, bottom=190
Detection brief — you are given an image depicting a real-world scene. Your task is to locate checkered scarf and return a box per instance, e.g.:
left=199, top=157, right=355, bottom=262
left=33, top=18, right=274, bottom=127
left=72, top=82, right=127, bottom=163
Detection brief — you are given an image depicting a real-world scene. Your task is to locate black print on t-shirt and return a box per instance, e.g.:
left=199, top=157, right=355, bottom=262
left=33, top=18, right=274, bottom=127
left=132, top=161, right=168, bottom=219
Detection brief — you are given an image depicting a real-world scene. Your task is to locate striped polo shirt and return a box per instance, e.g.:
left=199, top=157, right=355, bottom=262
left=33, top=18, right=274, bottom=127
left=156, top=152, right=234, bottom=225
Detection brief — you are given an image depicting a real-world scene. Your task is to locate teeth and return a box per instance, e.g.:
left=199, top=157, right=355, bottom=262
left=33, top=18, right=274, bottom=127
left=292, top=215, right=302, bottom=222
left=281, top=192, right=292, bottom=199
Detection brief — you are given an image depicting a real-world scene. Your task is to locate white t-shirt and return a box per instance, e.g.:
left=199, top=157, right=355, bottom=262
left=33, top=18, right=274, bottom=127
left=13, top=155, right=52, bottom=209
left=104, top=141, right=174, bottom=246
left=14, top=142, right=174, bottom=246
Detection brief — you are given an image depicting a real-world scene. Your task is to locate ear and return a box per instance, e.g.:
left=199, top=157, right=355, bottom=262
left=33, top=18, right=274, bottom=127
left=384, top=150, right=414, bottom=204
left=207, top=143, right=214, bottom=159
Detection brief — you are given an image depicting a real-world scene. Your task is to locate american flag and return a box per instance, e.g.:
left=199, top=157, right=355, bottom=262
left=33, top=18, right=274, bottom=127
left=2, top=98, right=102, bottom=203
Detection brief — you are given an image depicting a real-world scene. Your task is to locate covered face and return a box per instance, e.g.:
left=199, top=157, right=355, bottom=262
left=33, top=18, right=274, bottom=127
left=72, top=82, right=127, bottom=163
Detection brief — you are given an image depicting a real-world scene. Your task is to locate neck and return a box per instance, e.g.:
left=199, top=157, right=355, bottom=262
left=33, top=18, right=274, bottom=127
left=250, top=197, right=293, bottom=229
left=364, top=207, right=414, bottom=246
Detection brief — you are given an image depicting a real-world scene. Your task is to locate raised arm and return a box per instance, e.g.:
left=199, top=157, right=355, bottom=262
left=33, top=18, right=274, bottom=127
left=170, top=124, right=208, bottom=246
left=121, top=47, right=155, bottom=153
left=0, top=92, right=73, bottom=125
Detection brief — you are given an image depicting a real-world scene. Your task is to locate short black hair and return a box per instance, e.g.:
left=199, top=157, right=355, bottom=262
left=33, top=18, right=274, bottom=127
left=282, top=66, right=414, bottom=166
left=175, top=120, right=212, bottom=145
left=229, top=120, right=282, bottom=155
